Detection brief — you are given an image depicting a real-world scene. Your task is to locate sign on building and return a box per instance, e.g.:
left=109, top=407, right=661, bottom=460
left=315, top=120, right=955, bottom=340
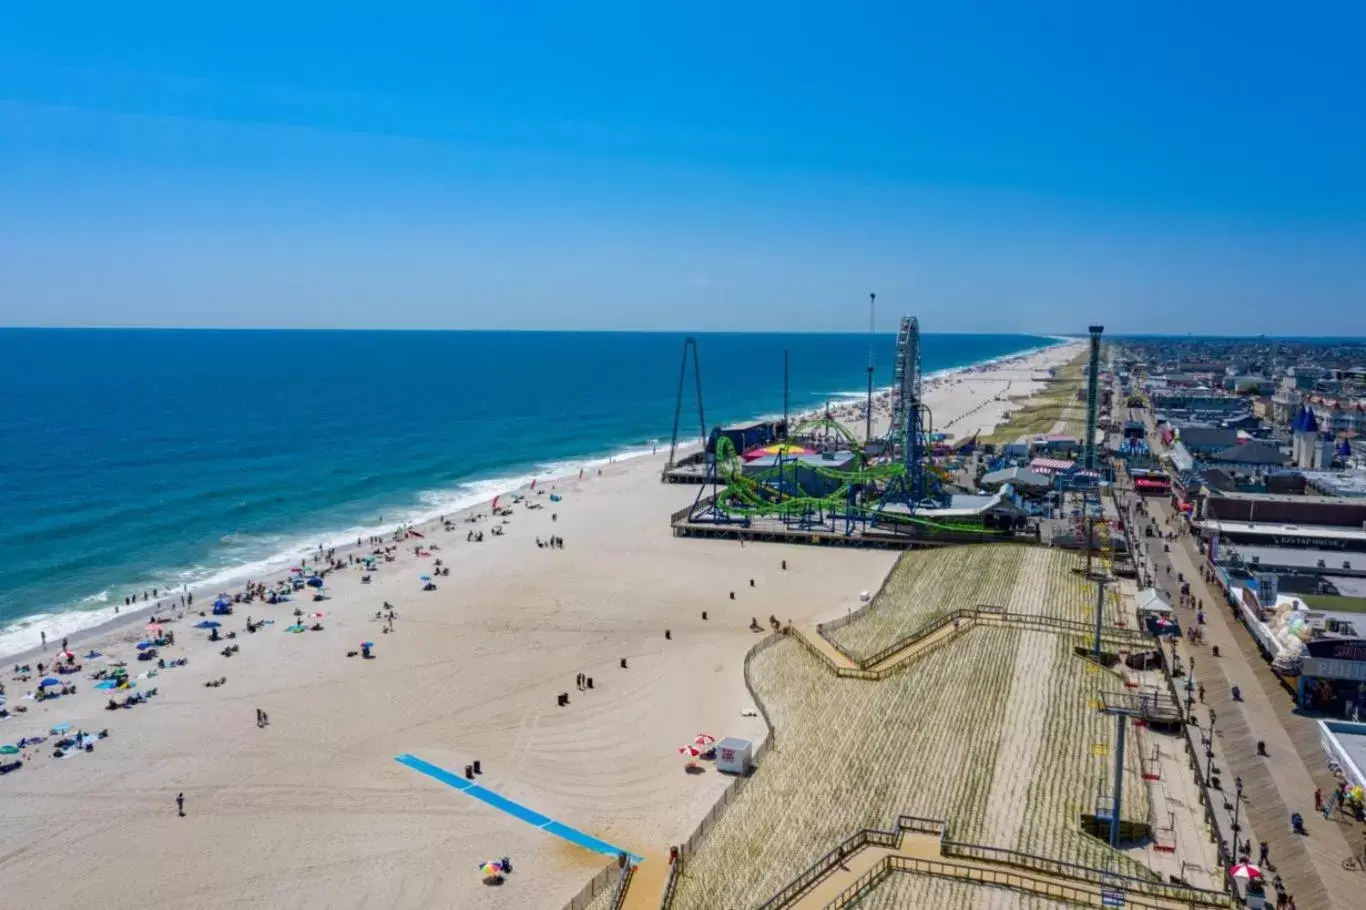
left=1256, top=574, right=1279, bottom=610
left=1101, top=889, right=1126, bottom=908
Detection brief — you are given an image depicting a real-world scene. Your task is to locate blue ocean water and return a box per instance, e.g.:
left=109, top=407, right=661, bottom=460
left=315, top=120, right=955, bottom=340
left=0, top=329, right=1052, bottom=653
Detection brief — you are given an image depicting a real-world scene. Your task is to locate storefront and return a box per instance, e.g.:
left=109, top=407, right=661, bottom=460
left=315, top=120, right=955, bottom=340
left=1298, top=639, right=1366, bottom=717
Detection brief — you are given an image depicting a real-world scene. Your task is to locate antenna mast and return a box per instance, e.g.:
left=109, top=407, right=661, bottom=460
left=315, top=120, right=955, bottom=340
left=865, top=292, right=876, bottom=442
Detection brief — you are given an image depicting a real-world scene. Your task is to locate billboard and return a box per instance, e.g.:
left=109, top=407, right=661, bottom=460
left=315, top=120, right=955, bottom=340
left=1256, top=574, right=1279, bottom=610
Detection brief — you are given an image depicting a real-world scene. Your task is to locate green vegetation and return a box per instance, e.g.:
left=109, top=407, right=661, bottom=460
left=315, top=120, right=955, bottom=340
left=983, top=353, right=1090, bottom=445
left=851, top=874, right=1075, bottom=909
left=826, top=544, right=1026, bottom=661
left=669, top=546, right=1155, bottom=910
left=1300, top=594, right=1366, bottom=614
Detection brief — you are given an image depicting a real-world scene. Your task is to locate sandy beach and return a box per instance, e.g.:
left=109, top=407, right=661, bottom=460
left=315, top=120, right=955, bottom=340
left=0, top=341, right=1082, bottom=909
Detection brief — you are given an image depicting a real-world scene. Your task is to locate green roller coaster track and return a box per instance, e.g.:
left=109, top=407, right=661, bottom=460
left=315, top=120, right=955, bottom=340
left=707, top=422, right=998, bottom=535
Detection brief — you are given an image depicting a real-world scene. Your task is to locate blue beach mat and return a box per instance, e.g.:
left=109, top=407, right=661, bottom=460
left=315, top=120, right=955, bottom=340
left=394, top=753, right=641, bottom=862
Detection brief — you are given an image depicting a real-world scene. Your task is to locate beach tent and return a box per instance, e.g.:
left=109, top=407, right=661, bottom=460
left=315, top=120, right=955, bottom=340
left=213, top=596, right=232, bottom=609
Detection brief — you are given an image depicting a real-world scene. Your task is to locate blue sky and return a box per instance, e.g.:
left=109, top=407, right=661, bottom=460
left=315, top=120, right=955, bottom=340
left=1, top=2, right=1363, bottom=333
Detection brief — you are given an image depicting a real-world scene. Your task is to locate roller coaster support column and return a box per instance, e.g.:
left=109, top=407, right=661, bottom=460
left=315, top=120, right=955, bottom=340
left=1083, top=325, right=1104, bottom=470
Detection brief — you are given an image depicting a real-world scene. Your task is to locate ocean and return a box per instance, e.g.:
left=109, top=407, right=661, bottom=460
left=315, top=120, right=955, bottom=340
left=0, top=329, right=1054, bottom=656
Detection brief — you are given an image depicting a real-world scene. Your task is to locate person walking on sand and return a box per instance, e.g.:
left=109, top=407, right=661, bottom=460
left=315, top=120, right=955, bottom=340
left=40, top=631, right=46, bottom=650
left=176, top=793, right=185, bottom=817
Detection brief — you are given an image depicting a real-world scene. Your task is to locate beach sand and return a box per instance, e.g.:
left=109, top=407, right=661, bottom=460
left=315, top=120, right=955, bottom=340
left=0, top=341, right=1082, bottom=909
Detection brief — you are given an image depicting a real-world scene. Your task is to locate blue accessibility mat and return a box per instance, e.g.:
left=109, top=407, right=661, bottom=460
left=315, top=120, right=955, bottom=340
left=395, top=753, right=641, bottom=862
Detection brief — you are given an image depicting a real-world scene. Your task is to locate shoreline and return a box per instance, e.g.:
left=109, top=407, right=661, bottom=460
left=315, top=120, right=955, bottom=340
left=0, top=338, right=1069, bottom=662
left=1, top=339, right=1082, bottom=909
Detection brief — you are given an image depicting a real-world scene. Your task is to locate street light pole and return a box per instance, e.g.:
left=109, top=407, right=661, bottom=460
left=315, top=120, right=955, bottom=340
left=1232, top=776, right=1244, bottom=836
left=1205, top=715, right=1217, bottom=782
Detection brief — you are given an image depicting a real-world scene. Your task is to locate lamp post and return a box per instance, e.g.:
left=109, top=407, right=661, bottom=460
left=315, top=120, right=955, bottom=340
left=1205, top=714, right=1217, bottom=782
left=1232, top=776, right=1244, bottom=836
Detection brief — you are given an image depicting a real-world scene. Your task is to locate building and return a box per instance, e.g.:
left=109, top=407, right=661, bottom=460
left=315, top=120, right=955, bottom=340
left=1204, top=440, right=1290, bottom=470
left=1174, top=425, right=1240, bottom=454
left=1203, top=490, right=1366, bottom=528
left=740, top=451, right=858, bottom=498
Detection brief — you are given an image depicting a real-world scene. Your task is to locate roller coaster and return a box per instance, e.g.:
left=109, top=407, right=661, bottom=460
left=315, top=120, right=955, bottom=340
left=681, top=316, right=1012, bottom=540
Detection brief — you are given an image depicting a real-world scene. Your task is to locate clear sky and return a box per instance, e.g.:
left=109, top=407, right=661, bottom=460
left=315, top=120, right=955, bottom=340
left=2, top=2, right=1363, bottom=334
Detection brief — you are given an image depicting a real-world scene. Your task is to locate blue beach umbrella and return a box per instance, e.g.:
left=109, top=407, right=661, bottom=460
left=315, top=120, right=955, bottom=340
left=83, top=651, right=102, bottom=659
left=50, top=722, right=72, bottom=735
left=306, top=576, right=324, bottom=588
left=135, top=641, right=155, bottom=650
left=39, top=677, right=59, bottom=687
left=214, top=596, right=231, bottom=609
left=194, top=620, right=221, bottom=630
left=419, top=575, right=431, bottom=582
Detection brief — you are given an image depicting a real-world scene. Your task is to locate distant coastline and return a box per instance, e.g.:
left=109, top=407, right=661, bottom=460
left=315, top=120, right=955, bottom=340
left=0, top=329, right=1055, bottom=658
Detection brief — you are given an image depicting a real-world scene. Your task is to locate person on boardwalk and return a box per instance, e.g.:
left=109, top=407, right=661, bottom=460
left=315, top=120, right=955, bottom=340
left=176, top=793, right=185, bottom=817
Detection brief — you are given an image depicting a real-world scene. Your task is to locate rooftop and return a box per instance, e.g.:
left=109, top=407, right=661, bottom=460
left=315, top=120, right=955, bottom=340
left=1211, top=490, right=1348, bottom=505
left=1201, top=519, right=1366, bottom=542
left=1299, top=470, right=1366, bottom=498
left=1228, top=545, right=1361, bottom=571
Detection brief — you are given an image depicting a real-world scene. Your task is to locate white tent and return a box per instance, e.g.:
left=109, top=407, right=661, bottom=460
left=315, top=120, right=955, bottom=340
left=1135, top=587, right=1173, bottom=615
left=980, top=466, right=1053, bottom=490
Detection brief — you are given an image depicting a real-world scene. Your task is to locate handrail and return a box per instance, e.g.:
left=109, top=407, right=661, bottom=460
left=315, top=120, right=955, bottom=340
left=607, top=863, right=634, bottom=910
left=559, top=862, right=620, bottom=910
left=827, top=855, right=1228, bottom=910
left=941, top=840, right=1226, bottom=902
left=752, top=828, right=883, bottom=910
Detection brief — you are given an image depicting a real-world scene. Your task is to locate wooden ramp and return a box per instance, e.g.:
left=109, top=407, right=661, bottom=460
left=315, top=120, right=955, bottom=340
left=618, top=852, right=671, bottom=910
left=763, top=822, right=1232, bottom=910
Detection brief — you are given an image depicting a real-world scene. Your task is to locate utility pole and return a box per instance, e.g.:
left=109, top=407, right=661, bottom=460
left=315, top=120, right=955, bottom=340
left=1232, top=775, right=1244, bottom=836
left=866, top=292, right=876, bottom=442
left=1093, top=575, right=1107, bottom=662
left=1085, top=513, right=1095, bottom=578
left=783, top=349, right=790, bottom=436
left=1110, top=712, right=1127, bottom=849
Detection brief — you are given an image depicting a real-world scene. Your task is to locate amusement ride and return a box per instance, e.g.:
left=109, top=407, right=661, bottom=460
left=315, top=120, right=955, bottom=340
left=682, top=316, right=1004, bottom=539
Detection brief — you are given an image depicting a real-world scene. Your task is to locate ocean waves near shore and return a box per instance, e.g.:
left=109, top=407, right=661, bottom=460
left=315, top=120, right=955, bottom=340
left=0, top=329, right=1053, bottom=657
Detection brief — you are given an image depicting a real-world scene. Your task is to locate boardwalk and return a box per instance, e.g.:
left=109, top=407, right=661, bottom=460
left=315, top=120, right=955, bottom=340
left=1131, top=488, right=1362, bottom=909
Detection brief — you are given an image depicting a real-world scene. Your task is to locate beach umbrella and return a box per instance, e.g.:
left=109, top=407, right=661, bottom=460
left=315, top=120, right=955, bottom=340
left=419, top=575, right=431, bottom=582
left=83, top=650, right=102, bottom=659
left=50, top=722, right=72, bottom=735
left=307, top=612, right=324, bottom=619
left=479, top=861, right=502, bottom=877
left=39, top=677, right=59, bottom=687
left=678, top=744, right=701, bottom=758
left=145, top=623, right=162, bottom=632
left=0, top=744, right=19, bottom=755
left=1230, top=863, right=1263, bottom=881
left=286, top=624, right=306, bottom=633
left=135, top=641, right=155, bottom=650
left=194, top=620, right=221, bottom=629
left=360, top=641, right=374, bottom=648
left=306, top=576, right=324, bottom=588
left=214, top=597, right=231, bottom=609
left=694, top=733, right=716, bottom=747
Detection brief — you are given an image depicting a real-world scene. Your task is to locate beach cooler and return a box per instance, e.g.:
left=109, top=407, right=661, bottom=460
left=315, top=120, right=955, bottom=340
left=714, top=737, right=753, bottom=775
